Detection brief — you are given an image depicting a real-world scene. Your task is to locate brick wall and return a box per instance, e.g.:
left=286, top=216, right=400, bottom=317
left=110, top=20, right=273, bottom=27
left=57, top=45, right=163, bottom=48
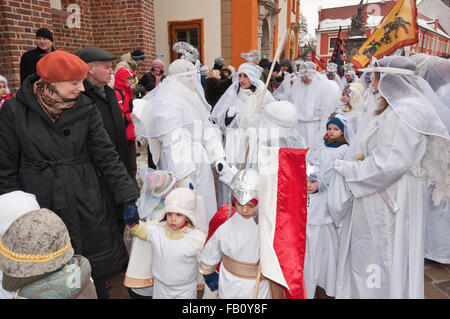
left=0, top=0, right=156, bottom=93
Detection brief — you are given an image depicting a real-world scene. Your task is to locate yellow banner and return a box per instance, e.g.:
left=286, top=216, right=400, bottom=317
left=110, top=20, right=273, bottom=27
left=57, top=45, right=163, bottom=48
left=350, top=0, right=419, bottom=68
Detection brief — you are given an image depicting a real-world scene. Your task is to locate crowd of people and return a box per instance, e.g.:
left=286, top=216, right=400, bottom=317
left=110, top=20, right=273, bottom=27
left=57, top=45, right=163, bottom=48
left=0, top=27, right=449, bottom=300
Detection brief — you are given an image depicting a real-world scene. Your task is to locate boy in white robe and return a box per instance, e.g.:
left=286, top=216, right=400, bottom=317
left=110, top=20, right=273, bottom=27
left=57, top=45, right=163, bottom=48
left=125, top=187, right=207, bottom=299
left=199, top=168, right=271, bottom=299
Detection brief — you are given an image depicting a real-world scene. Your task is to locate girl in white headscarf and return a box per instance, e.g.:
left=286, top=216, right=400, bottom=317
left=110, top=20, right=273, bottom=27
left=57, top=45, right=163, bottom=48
left=338, top=82, right=365, bottom=131
left=332, top=56, right=449, bottom=299
left=211, top=62, right=275, bottom=206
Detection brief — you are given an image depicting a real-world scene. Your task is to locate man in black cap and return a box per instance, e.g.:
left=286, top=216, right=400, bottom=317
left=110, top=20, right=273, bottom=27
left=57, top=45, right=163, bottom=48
left=76, top=46, right=133, bottom=234
left=19, top=28, right=55, bottom=84
left=76, top=46, right=135, bottom=298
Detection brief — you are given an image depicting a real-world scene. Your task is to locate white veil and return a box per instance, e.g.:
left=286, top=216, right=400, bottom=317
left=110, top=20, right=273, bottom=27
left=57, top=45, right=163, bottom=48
left=132, top=59, right=211, bottom=139
left=360, top=56, right=450, bottom=205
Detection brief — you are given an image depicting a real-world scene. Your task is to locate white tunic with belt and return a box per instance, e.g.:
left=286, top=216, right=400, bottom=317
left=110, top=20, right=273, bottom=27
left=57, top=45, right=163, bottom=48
left=200, top=213, right=271, bottom=299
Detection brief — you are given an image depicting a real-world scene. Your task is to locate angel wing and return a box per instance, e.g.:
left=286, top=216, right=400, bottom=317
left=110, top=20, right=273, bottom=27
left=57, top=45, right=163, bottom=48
left=421, top=135, right=450, bottom=208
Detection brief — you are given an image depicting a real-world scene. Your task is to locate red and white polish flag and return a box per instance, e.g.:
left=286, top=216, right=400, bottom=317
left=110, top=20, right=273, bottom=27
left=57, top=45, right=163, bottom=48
left=258, top=146, right=308, bottom=299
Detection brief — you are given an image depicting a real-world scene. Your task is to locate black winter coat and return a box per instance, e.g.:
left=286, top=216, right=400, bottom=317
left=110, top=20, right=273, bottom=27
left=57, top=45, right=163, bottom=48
left=138, top=71, right=166, bottom=94
left=81, top=80, right=133, bottom=226
left=0, top=74, right=138, bottom=279
left=19, top=47, right=55, bottom=84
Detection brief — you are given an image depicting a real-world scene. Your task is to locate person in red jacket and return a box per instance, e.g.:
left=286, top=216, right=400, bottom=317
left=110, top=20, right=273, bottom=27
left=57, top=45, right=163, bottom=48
left=114, top=67, right=138, bottom=186
left=0, top=75, right=13, bottom=109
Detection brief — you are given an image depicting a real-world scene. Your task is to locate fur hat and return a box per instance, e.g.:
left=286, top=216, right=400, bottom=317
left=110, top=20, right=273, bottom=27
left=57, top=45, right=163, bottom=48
left=163, top=188, right=197, bottom=226
left=37, top=50, right=88, bottom=83
left=222, top=65, right=235, bottom=76
left=35, top=28, right=53, bottom=42
left=0, top=208, right=74, bottom=279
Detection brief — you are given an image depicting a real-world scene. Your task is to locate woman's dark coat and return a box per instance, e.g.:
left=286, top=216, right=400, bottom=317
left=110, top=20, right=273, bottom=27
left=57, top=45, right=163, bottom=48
left=0, top=74, right=138, bottom=279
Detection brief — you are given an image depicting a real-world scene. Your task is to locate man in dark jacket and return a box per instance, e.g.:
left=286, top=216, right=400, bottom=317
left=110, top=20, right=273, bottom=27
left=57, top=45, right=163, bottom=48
left=19, top=28, right=55, bottom=84
left=76, top=46, right=133, bottom=237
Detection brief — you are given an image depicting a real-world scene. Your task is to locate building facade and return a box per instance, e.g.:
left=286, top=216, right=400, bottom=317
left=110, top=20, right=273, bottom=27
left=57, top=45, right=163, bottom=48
left=1, top=0, right=156, bottom=93
left=154, top=0, right=301, bottom=69
left=316, top=0, right=450, bottom=63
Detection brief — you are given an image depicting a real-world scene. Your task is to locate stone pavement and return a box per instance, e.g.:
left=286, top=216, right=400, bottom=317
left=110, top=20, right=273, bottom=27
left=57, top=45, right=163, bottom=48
left=107, top=142, right=450, bottom=299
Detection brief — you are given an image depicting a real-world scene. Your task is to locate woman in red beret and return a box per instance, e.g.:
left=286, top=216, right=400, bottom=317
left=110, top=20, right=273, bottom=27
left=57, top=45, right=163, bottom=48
left=0, top=50, right=139, bottom=299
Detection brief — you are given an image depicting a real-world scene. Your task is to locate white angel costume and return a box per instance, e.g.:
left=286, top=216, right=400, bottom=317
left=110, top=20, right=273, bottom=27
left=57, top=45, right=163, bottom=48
left=338, top=82, right=366, bottom=131
left=124, top=169, right=176, bottom=296
left=211, top=62, right=275, bottom=206
left=414, top=55, right=450, bottom=264
left=303, top=113, right=355, bottom=298
left=303, top=165, right=338, bottom=299
left=129, top=188, right=207, bottom=299
left=199, top=169, right=271, bottom=299
left=132, top=59, right=225, bottom=223
left=290, top=62, right=340, bottom=151
left=331, top=56, right=450, bottom=299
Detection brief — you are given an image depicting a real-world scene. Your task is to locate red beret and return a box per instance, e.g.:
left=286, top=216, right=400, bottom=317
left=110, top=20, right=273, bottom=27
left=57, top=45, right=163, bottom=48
left=36, top=50, right=88, bottom=83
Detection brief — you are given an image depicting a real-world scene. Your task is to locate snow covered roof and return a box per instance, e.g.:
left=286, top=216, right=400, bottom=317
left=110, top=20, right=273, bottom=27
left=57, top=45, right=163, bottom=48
left=319, top=16, right=450, bottom=40
left=418, top=18, right=450, bottom=39
left=319, top=15, right=384, bottom=31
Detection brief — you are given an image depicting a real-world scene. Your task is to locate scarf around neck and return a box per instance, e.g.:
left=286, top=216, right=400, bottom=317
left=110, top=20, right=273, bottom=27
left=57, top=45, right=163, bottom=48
left=33, top=80, right=77, bottom=122
left=323, top=133, right=348, bottom=148
left=151, top=70, right=163, bottom=87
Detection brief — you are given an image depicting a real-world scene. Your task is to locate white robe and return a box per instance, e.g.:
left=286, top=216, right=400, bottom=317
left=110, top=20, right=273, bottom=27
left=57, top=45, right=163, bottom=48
left=291, top=75, right=340, bottom=151
left=425, top=187, right=450, bottom=264
left=145, top=223, right=205, bottom=299
left=216, top=87, right=275, bottom=207
left=158, top=119, right=224, bottom=223
left=200, top=213, right=271, bottom=299
left=334, top=108, right=427, bottom=299
left=304, top=144, right=347, bottom=298
left=304, top=192, right=338, bottom=298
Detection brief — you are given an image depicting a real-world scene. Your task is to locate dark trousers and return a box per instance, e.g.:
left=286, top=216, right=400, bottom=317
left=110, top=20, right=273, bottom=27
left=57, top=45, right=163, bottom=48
left=93, top=277, right=110, bottom=299
left=128, top=140, right=137, bottom=186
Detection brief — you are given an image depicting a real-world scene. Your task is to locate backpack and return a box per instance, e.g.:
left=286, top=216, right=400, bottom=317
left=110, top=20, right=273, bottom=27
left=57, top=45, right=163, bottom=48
left=114, top=88, right=134, bottom=127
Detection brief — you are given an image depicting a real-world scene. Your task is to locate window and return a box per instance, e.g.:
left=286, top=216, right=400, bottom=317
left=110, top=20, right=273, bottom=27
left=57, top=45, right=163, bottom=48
left=418, top=34, right=422, bottom=48
left=329, top=37, right=338, bottom=52
left=168, top=19, right=204, bottom=64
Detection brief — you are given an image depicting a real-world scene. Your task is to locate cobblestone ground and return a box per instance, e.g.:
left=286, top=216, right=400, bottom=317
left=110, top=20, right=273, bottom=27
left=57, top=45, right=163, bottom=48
left=108, top=142, right=450, bottom=299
